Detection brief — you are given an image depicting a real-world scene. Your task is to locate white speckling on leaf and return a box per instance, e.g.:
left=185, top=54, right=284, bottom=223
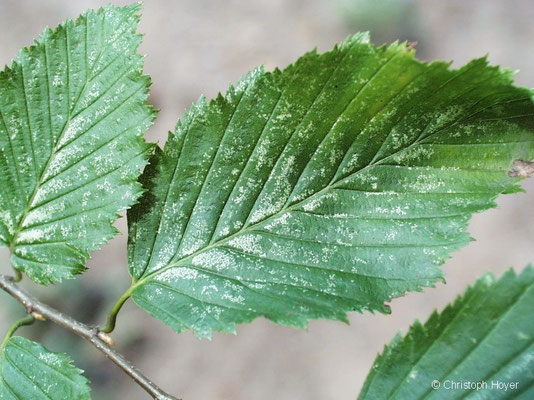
left=155, top=267, right=199, bottom=283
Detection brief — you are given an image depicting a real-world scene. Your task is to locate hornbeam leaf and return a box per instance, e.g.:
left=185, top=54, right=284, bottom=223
left=127, top=33, right=534, bottom=338
left=358, top=266, right=534, bottom=399
left=0, top=336, right=91, bottom=399
left=0, top=4, right=155, bottom=284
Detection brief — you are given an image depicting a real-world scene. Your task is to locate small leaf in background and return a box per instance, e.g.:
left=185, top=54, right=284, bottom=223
left=0, top=4, right=155, bottom=284
left=359, top=266, right=534, bottom=399
left=0, top=336, right=91, bottom=399
left=126, top=33, right=534, bottom=338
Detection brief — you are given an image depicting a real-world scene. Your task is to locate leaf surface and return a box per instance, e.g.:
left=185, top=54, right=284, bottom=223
left=359, top=266, right=534, bottom=399
left=0, top=4, right=154, bottom=284
left=0, top=336, right=91, bottom=400
left=127, top=34, right=534, bottom=338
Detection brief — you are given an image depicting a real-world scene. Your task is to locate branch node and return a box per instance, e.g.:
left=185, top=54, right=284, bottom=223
left=0, top=274, right=177, bottom=399
left=97, top=331, right=115, bottom=346
left=23, top=302, right=33, bottom=314
left=31, top=311, right=46, bottom=321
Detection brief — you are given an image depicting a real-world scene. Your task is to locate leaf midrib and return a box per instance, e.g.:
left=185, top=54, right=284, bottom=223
left=9, top=12, right=135, bottom=249
left=8, top=340, right=79, bottom=385
left=414, top=282, right=534, bottom=399
left=131, top=50, right=415, bottom=286
left=3, top=351, right=54, bottom=400
left=130, top=63, right=531, bottom=293
left=130, top=123, right=478, bottom=291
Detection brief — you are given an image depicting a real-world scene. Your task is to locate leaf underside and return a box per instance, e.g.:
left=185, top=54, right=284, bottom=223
left=0, top=336, right=91, bottom=400
left=127, top=33, right=534, bottom=338
left=0, top=4, right=154, bottom=284
left=359, top=266, right=534, bottom=399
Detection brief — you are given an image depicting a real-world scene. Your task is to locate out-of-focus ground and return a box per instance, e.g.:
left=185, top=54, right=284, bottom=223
left=1, top=1, right=533, bottom=399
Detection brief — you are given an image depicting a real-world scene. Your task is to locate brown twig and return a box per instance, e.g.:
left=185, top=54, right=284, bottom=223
left=0, top=274, right=179, bottom=400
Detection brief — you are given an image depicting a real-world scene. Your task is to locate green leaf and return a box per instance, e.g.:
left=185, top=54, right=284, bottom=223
left=359, top=266, right=534, bottom=399
left=127, top=33, right=534, bottom=338
left=0, top=4, right=155, bottom=284
left=0, top=336, right=91, bottom=399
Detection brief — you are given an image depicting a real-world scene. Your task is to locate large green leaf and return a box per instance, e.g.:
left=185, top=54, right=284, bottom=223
left=0, top=336, right=91, bottom=399
left=0, top=4, right=154, bottom=284
left=359, top=266, right=534, bottom=399
left=126, top=33, right=534, bottom=338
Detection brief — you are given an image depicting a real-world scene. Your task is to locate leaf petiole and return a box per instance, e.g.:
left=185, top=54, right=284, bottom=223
left=0, top=315, right=35, bottom=352
left=99, top=287, right=134, bottom=334
left=12, top=269, right=22, bottom=283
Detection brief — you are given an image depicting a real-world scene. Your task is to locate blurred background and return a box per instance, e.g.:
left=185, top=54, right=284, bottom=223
left=1, top=0, right=534, bottom=399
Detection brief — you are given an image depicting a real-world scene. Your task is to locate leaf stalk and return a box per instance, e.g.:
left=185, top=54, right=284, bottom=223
left=0, top=274, right=179, bottom=400
left=100, top=287, right=133, bottom=333
left=0, top=314, right=35, bottom=352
